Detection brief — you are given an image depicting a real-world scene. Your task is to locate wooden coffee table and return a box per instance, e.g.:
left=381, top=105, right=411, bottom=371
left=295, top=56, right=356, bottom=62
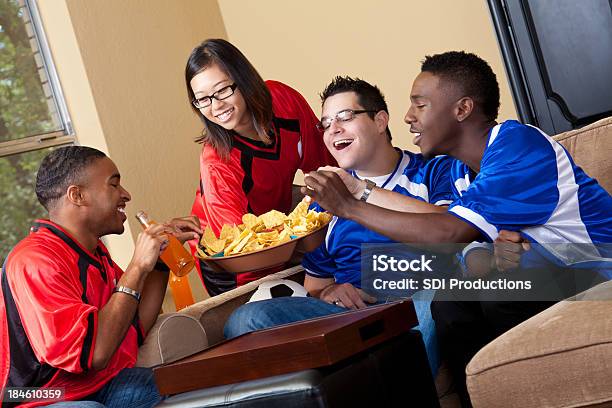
left=154, top=300, right=417, bottom=395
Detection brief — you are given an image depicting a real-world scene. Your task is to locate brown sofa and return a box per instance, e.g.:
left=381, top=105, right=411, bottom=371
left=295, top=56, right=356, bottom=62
left=466, top=116, right=612, bottom=408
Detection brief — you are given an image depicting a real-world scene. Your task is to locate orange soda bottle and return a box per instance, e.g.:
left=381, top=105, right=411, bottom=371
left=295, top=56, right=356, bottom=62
left=135, top=211, right=195, bottom=310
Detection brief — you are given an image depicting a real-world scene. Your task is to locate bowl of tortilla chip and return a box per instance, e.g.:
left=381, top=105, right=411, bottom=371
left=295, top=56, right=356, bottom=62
left=196, top=200, right=331, bottom=274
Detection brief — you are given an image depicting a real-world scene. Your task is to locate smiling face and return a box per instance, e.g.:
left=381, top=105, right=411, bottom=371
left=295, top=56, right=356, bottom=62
left=404, top=71, right=461, bottom=157
left=80, top=157, right=131, bottom=236
left=190, top=62, right=254, bottom=137
left=321, top=92, right=386, bottom=171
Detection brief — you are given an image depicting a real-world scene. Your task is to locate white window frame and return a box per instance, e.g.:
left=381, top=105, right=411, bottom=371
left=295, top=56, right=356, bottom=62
left=0, top=0, right=74, bottom=158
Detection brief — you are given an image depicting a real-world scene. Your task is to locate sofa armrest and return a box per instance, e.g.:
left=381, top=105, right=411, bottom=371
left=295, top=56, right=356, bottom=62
left=466, top=280, right=612, bottom=408
left=136, top=313, right=208, bottom=368
left=137, top=265, right=306, bottom=367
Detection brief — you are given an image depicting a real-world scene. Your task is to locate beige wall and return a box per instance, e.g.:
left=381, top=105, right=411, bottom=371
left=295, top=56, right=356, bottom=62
left=36, top=0, right=136, bottom=266
left=37, top=0, right=227, bottom=304
left=218, top=0, right=517, bottom=163
left=35, top=0, right=517, bottom=306
left=64, top=0, right=226, bottom=247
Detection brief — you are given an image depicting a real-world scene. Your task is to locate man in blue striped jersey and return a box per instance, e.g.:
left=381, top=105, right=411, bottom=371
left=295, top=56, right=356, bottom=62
left=225, top=76, right=458, bottom=376
left=301, top=76, right=455, bottom=308
left=301, top=52, right=612, bottom=407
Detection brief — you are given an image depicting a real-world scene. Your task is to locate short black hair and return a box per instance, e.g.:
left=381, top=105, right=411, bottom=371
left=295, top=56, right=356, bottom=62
left=36, top=146, right=107, bottom=210
left=421, top=51, right=500, bottom=121
left=320, top=76, right=391, bottom=139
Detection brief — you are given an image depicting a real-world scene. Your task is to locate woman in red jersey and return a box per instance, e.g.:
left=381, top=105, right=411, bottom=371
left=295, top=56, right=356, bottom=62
left=185, top=39, right=334, bottom=296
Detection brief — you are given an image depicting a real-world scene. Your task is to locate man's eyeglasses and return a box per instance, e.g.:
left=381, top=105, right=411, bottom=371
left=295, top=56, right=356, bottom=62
left=192, top=83, right=238, bottom=109
left=316, top=109, right=378, bottom=131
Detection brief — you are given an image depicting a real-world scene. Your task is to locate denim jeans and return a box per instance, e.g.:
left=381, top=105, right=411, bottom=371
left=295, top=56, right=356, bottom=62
left=45, top=367, right=163, bottom=408
left=224, top=290, right=439, bottom=377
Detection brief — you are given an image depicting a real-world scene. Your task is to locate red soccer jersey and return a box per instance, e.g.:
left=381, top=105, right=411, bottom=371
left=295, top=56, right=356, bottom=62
left=0, top=220, right=144, bottom=407
left=189, top=80, right=335, bottom=294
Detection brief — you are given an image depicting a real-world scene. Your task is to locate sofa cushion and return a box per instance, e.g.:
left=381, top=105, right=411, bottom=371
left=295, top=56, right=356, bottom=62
left=553, top=116, right=612, bottom=193
left=466, top=280, right=612, bottom=408
left=136, top=313, right=208, bottom=368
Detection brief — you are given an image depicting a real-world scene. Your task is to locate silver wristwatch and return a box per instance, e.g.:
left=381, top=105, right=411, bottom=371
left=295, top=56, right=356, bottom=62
left=359, top=179, right=376, bottom=202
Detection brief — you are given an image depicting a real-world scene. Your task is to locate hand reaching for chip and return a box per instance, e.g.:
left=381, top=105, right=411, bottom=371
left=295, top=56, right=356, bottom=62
left=301, top=170, right=356, bottom=218
left=197, top=203, right=331, bottom=258
left=316, top=166, right=363, bottom=199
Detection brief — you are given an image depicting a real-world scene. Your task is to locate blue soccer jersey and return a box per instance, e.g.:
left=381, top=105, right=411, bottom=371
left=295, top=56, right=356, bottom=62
left=448, top=120, right=612, bottom=269
left=303, top=150, right=454, bottom=285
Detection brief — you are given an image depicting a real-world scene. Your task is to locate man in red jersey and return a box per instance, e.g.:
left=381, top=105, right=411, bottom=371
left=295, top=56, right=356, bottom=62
left=0, top=146, right=200, bottom=407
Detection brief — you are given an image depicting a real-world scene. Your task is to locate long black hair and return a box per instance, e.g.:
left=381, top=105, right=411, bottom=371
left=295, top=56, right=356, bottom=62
left=185, top=39, right=273, bottom=158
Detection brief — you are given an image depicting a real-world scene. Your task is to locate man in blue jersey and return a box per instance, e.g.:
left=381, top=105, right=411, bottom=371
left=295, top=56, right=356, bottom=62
left=225, top=76, right=457, bottom=375
left=301, top=52, right=612, bottom=407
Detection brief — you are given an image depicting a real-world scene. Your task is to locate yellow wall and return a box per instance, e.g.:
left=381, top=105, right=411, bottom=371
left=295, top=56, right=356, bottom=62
left=218, top=0, right=517, bottom=165
left=64, top=0, right=226, bottom=248
left=35, top=0, right=517, bottom=306
left=36, top=0, right=136, bottom=267
left=37, top=0, right=227, bottom=304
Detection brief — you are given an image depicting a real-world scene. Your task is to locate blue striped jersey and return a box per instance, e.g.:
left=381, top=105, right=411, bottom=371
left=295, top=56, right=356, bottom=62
left=302, top=150, right=454, bottom=286
left=448, top=120, right=612, bottom=271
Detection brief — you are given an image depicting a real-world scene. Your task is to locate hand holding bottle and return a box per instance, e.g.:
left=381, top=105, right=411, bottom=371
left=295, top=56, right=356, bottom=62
left=136, top=211, right=197, bottom=277
left=129, top=223, right=172, bottom=274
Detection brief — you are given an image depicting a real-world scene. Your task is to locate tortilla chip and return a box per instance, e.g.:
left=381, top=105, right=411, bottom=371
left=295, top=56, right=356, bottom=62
left=242, top=213, right=260, bottom=230
left=259, top=210, right=286, bottom=229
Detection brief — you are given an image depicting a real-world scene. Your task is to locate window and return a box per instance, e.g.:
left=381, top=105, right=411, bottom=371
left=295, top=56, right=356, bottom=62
left=0, top=0, right=74, bottom=263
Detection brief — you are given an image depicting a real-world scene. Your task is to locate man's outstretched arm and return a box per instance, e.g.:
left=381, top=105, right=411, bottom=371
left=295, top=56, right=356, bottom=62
left=347, top=201, right=479, bottom=243
left=313, top=166, right=446, bottom=214
left=303, top=170, right=480, bottom=244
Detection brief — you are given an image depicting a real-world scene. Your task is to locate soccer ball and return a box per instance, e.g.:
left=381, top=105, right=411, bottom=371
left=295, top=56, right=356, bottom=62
left=248, top=279, right=309, bottom=303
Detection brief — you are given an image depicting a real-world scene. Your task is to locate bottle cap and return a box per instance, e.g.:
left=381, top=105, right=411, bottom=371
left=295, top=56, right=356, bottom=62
left=135, top=210, right=150, bottom=228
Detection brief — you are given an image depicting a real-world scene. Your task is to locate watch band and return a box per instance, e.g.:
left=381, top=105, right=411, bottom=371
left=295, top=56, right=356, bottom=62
left=359, top=179, right=376, bottom=202
left=113, top=285, right=141, bottom=302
